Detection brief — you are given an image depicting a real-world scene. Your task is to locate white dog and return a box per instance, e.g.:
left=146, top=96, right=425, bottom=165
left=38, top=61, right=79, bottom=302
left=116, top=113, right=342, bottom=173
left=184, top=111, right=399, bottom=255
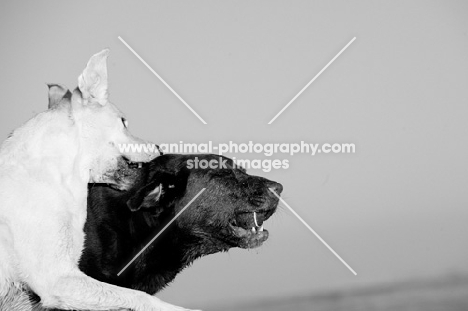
left=0, top=50, right=199, bottom=311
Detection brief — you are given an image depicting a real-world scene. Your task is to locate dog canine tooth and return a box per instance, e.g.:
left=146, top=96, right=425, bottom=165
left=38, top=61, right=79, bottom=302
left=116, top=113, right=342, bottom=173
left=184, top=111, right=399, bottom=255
left=253, top=212, right=260, bottom=227
left=138, top=163, right=143, bottom=169
left=259, top=225, right=264, bottom=232
left=251, top=227, right=256, bottom=233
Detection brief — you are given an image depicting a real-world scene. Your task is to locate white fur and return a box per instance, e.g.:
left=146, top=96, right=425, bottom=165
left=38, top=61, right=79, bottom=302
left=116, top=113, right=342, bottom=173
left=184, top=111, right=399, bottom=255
left=0, top=50, right=199, bottom=311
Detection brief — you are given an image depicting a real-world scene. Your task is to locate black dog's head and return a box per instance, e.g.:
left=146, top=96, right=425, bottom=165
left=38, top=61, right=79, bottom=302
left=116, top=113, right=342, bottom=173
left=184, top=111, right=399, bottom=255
left=81, top=153, right=282, bottom=294
left=126, top=154, right=282, bottom=250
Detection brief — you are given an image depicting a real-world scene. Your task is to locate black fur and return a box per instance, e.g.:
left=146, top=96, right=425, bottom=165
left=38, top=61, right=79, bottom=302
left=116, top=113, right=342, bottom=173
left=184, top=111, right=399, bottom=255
left=28, top=153, right=282, bottom=309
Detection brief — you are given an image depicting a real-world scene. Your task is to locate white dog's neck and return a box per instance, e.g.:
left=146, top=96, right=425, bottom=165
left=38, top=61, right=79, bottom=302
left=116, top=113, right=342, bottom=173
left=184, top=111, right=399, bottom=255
left=0, top=108, right=93, bottom=186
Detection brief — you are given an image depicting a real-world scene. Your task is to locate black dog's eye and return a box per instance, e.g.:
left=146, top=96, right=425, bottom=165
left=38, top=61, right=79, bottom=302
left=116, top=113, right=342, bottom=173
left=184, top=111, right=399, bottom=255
left=121, top=117, right=128, bottom=128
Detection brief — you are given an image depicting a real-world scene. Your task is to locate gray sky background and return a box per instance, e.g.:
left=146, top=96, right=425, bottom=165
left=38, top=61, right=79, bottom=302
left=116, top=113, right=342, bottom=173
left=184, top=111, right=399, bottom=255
left=1, top=0, right=467, bottom=309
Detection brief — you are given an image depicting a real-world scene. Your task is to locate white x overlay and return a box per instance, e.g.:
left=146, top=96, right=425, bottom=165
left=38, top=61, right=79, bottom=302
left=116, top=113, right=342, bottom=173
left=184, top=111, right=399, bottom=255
left=118, top=34, right=358, bottom=277
left=118, top=36, right=207, bottom=124
left=268, top=37, right=356, bottom=124
left=117, top=188, right=206, bottom=276
left=269, top=188, right=357, bottom=275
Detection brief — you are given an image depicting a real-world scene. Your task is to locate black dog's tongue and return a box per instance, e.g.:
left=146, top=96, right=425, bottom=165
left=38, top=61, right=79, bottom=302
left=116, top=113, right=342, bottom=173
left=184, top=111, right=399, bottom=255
left=232, top=222, right=269, bottom=249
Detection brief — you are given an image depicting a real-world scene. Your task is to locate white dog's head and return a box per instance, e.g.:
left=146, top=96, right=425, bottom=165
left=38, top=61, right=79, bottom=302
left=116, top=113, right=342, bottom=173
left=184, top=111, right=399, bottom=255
left=49, top=50, right=159, bottom=185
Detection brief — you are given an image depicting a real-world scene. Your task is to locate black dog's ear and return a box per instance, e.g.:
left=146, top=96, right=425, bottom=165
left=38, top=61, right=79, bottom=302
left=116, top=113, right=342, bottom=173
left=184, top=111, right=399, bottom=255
left=47, top=83, right=71, bottom=109
left=127, top=182, right=162, bottom=212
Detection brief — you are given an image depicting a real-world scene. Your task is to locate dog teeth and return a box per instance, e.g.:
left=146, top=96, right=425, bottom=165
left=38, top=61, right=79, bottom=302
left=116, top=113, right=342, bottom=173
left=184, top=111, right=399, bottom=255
left=253, top=212, right=260, bottom=227
left=138, top=163, right=142, bottom=168
left=252, top=212, right=264, bottom=232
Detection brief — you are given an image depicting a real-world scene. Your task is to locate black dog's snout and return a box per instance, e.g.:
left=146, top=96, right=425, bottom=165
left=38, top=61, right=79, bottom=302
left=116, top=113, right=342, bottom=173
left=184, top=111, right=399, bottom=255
left=267, top=181, right=283, bottom=195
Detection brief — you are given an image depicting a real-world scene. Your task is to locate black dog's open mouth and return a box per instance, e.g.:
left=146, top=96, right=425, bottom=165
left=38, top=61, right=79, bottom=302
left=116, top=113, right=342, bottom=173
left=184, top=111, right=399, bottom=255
left=229, top=208, right=275, bottom=249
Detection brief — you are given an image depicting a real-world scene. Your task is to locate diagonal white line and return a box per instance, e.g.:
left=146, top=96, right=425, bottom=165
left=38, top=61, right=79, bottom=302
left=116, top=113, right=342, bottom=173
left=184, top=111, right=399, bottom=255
left=117, top=188, right=206, bottom=276
left=269, top=188, right=357, bottom=276
left=268, top=37, right=356, bottom=124
left=118, top=36, right=207, bottom=124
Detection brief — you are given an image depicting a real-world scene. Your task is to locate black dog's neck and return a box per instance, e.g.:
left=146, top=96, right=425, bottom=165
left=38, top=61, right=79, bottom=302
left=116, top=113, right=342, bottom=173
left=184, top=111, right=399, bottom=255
left=81, top=185, right=207, bottom=295
left=123, top=213, right=204, bottom=294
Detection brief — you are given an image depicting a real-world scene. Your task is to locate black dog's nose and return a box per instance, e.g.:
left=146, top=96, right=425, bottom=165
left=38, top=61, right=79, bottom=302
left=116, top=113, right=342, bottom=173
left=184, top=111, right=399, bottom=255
left=268, top=182, right=283, bottom=195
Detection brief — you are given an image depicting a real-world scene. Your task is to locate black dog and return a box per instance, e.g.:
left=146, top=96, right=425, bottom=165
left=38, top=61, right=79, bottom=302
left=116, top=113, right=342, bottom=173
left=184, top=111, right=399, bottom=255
left=16, top=153, right=281, bottom=310
left=81, top=153, right=282, bottom=294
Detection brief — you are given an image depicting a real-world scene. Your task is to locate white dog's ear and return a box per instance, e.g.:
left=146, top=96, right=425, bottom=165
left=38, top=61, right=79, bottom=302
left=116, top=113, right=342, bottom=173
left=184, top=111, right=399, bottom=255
left=77, top=49, right=110, bottom=106
left=47, top=83, right=71, bottom=109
